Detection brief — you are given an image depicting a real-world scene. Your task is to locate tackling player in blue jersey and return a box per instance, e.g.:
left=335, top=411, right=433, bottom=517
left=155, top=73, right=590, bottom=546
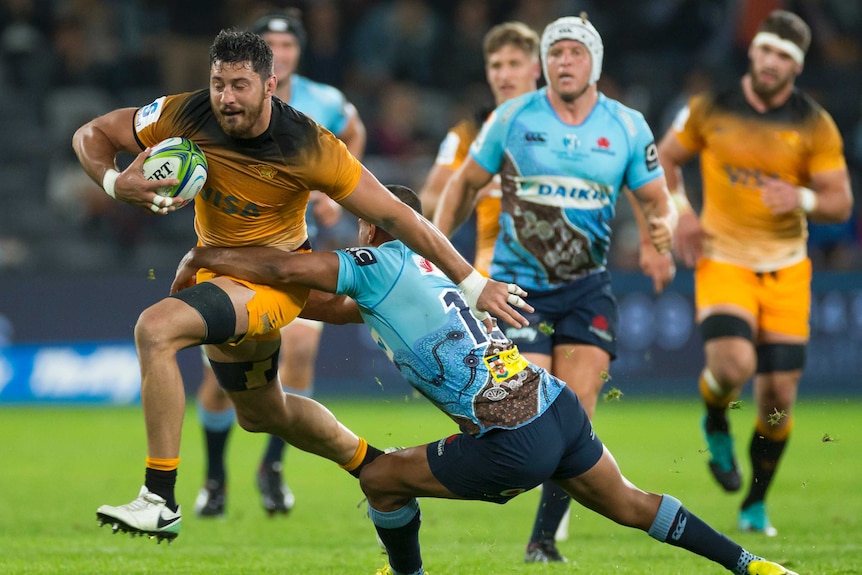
left=194, top=9, right=369, bottom=519
left=172, top=185, right=795, bottom=575
left=434, top=14, right=677, bottom=561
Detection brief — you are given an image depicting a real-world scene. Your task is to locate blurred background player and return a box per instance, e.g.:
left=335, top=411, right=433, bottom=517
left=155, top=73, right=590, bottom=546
left=433, top=14, right=677, bottom=563
left=657, top=9, right=853, bottom=536
left=194, top=9, right=368, bottom=519
left=419, top=21, right=540, bottom=277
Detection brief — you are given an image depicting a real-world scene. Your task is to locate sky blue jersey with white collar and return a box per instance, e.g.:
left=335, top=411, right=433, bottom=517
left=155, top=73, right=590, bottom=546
left=334, top=241, right=565, bottom=436
left=470, top=89, right=663, bottom=291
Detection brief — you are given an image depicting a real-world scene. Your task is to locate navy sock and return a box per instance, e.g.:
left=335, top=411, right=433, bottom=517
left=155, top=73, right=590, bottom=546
left=347, top=444, right=385, bottom=479
left=529, top=481, right=571, bottom=542
left=261, top=434, right=287, bottom=469
left=198, top=404, right=235, bottom=484
left=145, top=468, right=178, bottom=511
left=648, top=495, right=757, bottom=575
left=369, top=499, right=423, bottom=575
left=705, top=405, right=729, bottom=433
left=742, top=432, right=787, bottom=508
left=204, top=427, right=230, bottom=483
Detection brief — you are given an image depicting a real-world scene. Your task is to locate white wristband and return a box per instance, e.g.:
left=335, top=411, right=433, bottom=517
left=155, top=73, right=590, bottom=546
left=671, top=192, right=693, bottom=214
left=798, top=187, right=817, bottom=213
left=102, top=169, right=120, bottom=199
left=457, top=269, right=490, bottom=320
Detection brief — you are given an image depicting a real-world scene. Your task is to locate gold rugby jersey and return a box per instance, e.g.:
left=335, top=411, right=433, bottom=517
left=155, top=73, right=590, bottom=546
left=673, top=86, right=846, bottom=270
left=134, top=90, right=362, bottom=250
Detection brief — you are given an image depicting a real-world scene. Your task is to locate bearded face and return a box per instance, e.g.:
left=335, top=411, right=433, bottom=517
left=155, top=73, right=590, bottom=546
left=210, top=61, right=274, bottom=139
left=748, top=43, right=801, bottom=102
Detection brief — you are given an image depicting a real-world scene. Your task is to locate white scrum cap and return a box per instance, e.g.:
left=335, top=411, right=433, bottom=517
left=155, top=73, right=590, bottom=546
left=541, top=14, right=604, bottom=85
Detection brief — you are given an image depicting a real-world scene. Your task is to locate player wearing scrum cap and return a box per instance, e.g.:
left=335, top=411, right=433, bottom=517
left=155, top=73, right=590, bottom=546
left=193, top=9, right=368, bottom=520
left=434, top=13, right=677, bottom=563
left=658, top=10, right=852, bottom=535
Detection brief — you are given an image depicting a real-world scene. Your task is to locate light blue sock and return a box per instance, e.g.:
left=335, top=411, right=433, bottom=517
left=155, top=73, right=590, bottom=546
left=197, top=402, right=235, bottom=431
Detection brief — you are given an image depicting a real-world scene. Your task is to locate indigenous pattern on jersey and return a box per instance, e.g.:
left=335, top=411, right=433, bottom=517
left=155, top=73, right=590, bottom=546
left=134, top=89, right=361, bottom=251
left=334, top=241, right=565, bottom=436
left=672, top=86, right=846, bottom=270
left=434, top=117, right=501, bottom=276
left=471, top=89, right=662, bottom=290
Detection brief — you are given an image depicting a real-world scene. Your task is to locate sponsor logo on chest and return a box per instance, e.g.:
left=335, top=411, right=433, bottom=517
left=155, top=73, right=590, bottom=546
left=515, top=175, right=613, bottom=209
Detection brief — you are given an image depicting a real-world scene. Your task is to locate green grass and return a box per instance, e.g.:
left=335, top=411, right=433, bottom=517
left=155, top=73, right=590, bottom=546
left=0, top=395, right=859, bottom=574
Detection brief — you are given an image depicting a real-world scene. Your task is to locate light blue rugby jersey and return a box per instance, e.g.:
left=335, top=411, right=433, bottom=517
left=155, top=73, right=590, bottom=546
left=287, top=74, right=354, bottom=239
left=334, top=241, right=565, bottom=436
left=288, top=74, right=352, bottom=136
left=471, top=89, right=663, bottom=291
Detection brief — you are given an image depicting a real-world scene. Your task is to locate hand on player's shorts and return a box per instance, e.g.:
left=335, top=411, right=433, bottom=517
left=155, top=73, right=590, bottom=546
left=170, top=248, right=200, bottom=294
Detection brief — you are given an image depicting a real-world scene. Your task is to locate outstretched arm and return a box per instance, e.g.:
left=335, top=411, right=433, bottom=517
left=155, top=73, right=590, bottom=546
left=172, top=246, right=341, bottom=294
left=171, top=246, right=363, bottom=324
left=338, top=167, right=531, bottom=328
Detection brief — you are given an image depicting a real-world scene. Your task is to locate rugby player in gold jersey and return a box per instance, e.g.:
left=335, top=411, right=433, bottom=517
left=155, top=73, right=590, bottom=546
left=658, top=9, right=852, bottom=536
left=73, top=29, right=530, bottom=542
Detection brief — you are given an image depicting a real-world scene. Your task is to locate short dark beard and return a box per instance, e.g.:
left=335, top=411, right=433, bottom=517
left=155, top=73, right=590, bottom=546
left=559, top=83, right=590, bottom=103
left=748, top=63, right=793, bottom=105
left=213, top=99, right=266, bottom=138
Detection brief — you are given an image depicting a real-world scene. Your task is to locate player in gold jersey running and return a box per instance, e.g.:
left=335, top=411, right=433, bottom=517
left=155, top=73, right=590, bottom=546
left=72, top=29, right=530, bottom=542
left=658, top=10, right=852, bottom=536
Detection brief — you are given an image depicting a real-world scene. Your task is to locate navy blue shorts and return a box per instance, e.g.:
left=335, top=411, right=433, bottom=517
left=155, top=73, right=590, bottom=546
left=501, top=270, right=618, bottom=359
left=426, top=386, right=604, bottom=504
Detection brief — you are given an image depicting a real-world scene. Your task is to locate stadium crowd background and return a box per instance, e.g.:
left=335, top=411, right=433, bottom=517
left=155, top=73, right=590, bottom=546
left=0, top=0, right=860, bottom=275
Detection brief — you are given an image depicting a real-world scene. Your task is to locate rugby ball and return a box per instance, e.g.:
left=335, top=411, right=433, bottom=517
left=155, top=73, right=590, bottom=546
left=142, top=137, right=208, bottom=208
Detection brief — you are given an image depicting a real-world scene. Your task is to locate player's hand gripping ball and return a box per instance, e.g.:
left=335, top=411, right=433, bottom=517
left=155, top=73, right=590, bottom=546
left=142, top=137, right=208, bottom=209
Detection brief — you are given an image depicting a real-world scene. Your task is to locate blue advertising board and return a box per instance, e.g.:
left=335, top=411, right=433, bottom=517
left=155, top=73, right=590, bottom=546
left=1, top=270, right=860, bottom=403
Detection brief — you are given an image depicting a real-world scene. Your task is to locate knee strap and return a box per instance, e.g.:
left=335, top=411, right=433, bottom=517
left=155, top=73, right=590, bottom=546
left=171, top=282, right=237, bottom=344
left=700, top=314, right=753, bottom=343
left=756, top=343, right=806, bottom=373
left=208, top=346, right=280, bottom=392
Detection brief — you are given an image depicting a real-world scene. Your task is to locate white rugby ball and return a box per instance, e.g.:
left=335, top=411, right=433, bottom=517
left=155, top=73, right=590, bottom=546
left=142, top=137, right=208, bottom=208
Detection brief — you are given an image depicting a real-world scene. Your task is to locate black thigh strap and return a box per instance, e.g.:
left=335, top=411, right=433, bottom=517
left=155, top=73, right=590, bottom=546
left=171, top=282, right=237, bottom=344
left=208, top=348, right=279, bottom=391
left=756, top=343, right=806, bottom=373
left=700, top=314, right=753, bottom=343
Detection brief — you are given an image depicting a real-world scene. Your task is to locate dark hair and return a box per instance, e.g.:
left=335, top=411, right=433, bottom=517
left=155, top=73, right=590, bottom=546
left=210, top=29, right=274, bottom=79
left=484, top=21, right=539, bottom=60
left=385, top=184, right=423, bottom=216
left=250, top=10, right=307, bottom=51
left=758, top=10, right=811, bottom=53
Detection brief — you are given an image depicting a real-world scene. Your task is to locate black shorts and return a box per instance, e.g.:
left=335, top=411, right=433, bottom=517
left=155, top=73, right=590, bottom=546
left=426, top=386, right=604, bottom=504
left=501, top=270, right=619, bottom=359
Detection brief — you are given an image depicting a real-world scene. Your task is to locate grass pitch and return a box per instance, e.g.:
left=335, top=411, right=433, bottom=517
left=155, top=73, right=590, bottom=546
left=0, top=394, right=859, bottom=574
